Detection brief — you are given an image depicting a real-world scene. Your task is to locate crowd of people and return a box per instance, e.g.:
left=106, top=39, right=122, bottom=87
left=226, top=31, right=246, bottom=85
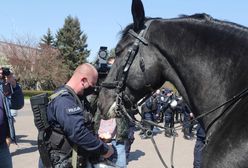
left=139, top=87, right=196, bottom=140
left=138, top=87, right=206, bottom=168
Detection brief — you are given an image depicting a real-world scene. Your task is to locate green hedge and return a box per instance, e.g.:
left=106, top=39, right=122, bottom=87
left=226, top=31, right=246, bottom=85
left=23, top=90, right=53, bottom=98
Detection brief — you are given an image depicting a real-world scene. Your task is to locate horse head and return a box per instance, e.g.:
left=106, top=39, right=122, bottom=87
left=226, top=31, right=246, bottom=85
left=98, top=0, right=192, bottom=118
left=97, top=0, right=170, bottom=118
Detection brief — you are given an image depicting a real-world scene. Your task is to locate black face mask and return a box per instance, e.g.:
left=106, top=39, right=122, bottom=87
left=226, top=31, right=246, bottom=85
left=83, top=86, right=96, bottom=97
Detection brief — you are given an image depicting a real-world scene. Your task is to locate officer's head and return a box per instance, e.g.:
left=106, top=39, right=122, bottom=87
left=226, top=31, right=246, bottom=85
left=107, top=57, right=115, bottom=65
left=162, top=88, right=173, bottom=96
left=66, top=63, right=98, bottom=96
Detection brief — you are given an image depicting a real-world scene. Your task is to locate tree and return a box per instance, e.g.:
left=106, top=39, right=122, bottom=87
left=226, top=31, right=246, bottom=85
left=40, top=28, right=55, bottom=47
left=0, top=50, right=8, bottom=65
left=109, top=48, right=116, bottom=58
left=2, top=36, right=69, bottom=90
left=55, top=15, right=90, bottom=76
left=2, top=39, right=38, bottom=89
left=34, top=45, right=69, bottom=90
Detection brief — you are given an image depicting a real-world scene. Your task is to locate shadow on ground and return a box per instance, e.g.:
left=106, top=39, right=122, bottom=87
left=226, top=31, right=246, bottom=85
left=128, top=149, right=145, bottom=162
left=11, top=135, right=37, bottom=156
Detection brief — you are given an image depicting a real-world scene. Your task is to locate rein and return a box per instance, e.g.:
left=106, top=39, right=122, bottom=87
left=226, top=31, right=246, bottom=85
left=174, top=88, right=248, bottom=131
left=116, top=93, right=171, bottom=168
left=133, top=87, right=248, bottom=168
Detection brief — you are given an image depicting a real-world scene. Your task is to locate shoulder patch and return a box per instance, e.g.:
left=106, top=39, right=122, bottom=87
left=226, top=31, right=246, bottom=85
left=66, top=106, right=82, bottom=115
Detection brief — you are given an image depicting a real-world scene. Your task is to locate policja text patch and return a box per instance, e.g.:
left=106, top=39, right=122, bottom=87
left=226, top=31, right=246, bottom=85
left=66, top=106, right=81, bottom=114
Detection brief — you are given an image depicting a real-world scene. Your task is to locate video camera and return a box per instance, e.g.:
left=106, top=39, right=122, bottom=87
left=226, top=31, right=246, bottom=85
left=96, top=46, right=110, bottom=74
left=95, top=46, right=113, bottom=86
left=1, top=67, right=11, bottom=78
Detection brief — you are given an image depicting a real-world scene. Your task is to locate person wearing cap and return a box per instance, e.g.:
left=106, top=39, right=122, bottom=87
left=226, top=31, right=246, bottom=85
left=160, top=88, right=177, bottom=137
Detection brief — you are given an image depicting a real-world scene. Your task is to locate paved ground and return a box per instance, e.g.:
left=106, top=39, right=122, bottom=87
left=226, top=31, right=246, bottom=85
left=10, top=99, right=196, bottom=168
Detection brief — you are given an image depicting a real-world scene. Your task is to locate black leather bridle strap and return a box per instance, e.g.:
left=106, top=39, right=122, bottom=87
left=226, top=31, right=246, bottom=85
left=101, top=20, right=154, bottom=91
left=101, top=81, right=118, bottom=89
left=128, top=29, right=148, bottom=45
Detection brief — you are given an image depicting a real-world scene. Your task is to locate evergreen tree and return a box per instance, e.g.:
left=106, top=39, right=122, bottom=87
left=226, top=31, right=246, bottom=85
left=55, top=15, right=90, bottom=75
left=40, top=28, right=55, bottom=47
left=0, top=54, right=8, bottom=65
left=109, top=48, right=116, bottom=58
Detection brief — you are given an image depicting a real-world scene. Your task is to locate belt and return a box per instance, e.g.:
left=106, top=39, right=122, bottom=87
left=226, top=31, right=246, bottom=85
left=101, top=138, right=115, bottom=143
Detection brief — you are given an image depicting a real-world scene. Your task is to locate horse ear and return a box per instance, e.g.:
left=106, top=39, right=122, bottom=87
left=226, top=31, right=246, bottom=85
left=131, top=0, right=145, bottom=32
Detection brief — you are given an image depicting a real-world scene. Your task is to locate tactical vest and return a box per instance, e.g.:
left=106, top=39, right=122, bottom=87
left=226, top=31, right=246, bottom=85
left=160, top=95, right=172, bottom=112
left=141, top=97, right=157, bottom=113
left=30, top=88, right=93, bottom=168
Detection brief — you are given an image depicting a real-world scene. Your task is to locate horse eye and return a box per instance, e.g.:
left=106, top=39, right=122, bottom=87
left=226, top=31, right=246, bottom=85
left=115, top=51, right=119, bottom=57
left=115, top=48, right=120, bottom=56
left=115, top=50, right=121, bottom=57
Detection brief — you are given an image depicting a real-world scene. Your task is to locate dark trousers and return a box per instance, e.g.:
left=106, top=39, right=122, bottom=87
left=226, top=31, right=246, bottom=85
left=193, top=139, right=204, bottom=168
left=143, top=111, right=154, bottom=131
left=0, top=142, right=12, bottom=168
left=183, top=107, right=191, bottom=128
left=164, top=108, right=174, bottom=128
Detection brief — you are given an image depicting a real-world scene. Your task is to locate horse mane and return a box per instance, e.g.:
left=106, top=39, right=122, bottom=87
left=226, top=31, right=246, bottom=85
left=178, top=13, right=248, bottom=32
left=179, top=13, right=213, bottom=21
left=120, top=13, right=248, bottom=39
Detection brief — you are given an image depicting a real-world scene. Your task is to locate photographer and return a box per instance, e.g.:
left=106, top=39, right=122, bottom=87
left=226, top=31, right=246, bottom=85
left=0, top=67, right=24, bottom=168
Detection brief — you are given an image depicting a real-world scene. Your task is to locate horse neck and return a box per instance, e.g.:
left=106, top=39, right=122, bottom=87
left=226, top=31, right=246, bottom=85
left=149, top=19, right=248, bottom=126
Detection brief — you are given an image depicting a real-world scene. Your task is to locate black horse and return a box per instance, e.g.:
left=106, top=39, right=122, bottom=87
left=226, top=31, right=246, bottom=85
left=97, top=0, right=248, bottom=167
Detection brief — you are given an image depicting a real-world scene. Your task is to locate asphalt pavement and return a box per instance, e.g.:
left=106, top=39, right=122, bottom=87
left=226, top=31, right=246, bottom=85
left=10, top=99, right=196, bottom=168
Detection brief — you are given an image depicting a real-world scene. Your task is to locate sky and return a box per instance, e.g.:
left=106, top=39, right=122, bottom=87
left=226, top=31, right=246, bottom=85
left=0, top=0, right=247, bottom=62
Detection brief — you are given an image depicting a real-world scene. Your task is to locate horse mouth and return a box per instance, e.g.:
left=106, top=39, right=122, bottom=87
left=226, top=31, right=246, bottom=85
left=106, top=101, right=117, bottom=118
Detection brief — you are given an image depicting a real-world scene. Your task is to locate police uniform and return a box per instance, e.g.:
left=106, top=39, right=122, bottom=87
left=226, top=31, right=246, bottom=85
left=140, top=95, right=157, bottom=138
left=182, top=104, right=194, bottom=140
left=155, top=92, right=165, bottom=123
left=161, top=89, right=176, bottom=137
left=46, top=86, right=109, bottom=167
left=193, top=121, right=206, bottom=168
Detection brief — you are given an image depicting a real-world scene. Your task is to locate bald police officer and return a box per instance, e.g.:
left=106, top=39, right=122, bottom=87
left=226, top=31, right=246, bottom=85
left=39, top=63, right=114, bottom=168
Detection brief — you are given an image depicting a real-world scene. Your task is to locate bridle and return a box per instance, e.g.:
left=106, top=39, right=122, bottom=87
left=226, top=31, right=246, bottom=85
left=101, top=19, right=154, bottom=115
